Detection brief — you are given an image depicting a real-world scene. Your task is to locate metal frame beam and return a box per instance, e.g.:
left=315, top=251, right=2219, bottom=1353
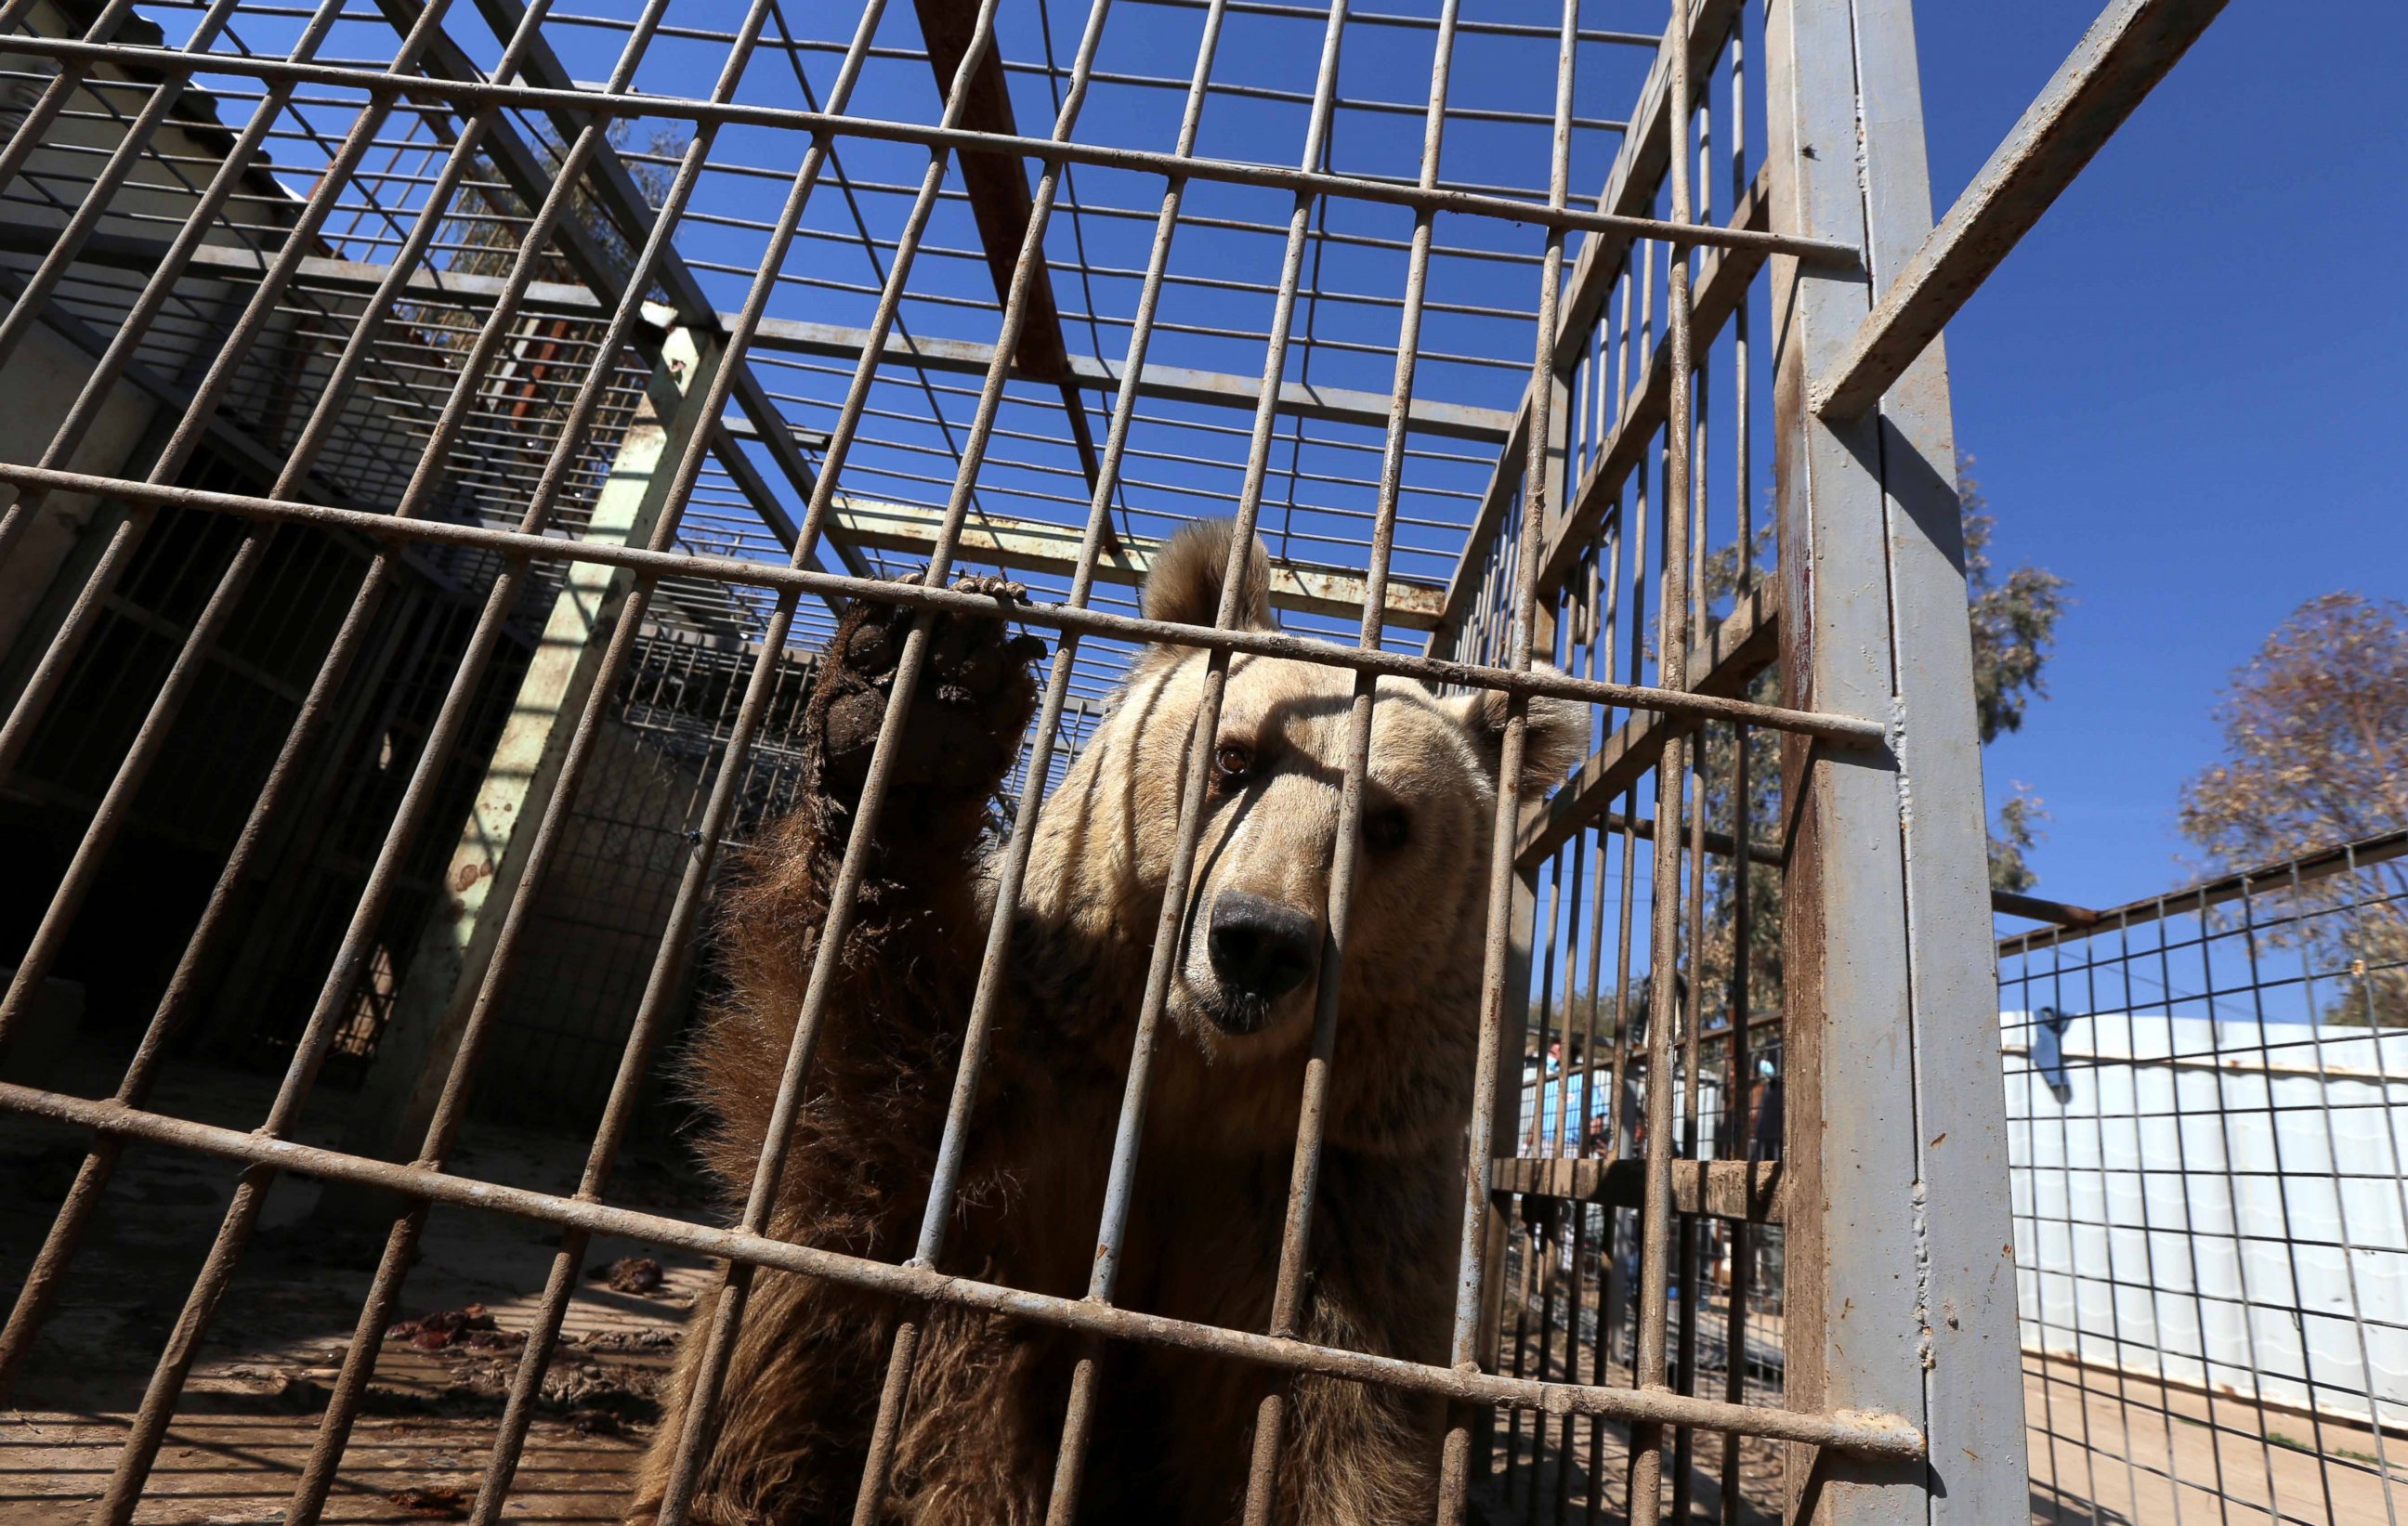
left=824, top=494, right=1451, bottom=629
left=376, top=0, right=870, bottom=577
left=1491, top=1157, right=1786, bottom=1224
left=0, top=224, right=1512, bottom=443
left=1811, top=0, right=2228, bottom=421
left=1996, top=827, right=2408, bottom=957
left=909, top=0, right=1109, bottom=515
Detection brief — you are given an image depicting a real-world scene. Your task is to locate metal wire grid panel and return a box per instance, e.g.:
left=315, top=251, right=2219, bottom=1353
left=0, top=0, right=2077, bottom=1519
left=1999, top=834, right=2408, bottom=1526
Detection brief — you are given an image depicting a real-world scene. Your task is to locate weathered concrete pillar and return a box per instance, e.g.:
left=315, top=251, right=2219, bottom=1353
left=333, top=323, right=718, bottom=1180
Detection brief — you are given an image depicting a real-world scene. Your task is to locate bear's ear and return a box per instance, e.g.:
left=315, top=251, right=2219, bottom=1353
left=1451, top=674, right=1589, bottom=795
left=1142, top=517, right=1274, bottom=633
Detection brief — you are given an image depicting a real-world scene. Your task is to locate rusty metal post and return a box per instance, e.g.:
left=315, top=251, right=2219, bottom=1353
left=1762, top=1, right=2028, bottom=1522
left=1491, top=364, right=1576, bottom=1495
left=325, top=323, right=718, bottom=1194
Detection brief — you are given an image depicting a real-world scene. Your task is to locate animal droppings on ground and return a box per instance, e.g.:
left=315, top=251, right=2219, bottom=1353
left=592, top=1255, right=666, bottom=1294
left=386, top=1484, right=469, bottom=1519
left=388, top=1304, right=524, bottom=1352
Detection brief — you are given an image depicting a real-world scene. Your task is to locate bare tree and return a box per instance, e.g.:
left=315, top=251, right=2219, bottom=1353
left=2179, top=593, right=2408, bottom=1024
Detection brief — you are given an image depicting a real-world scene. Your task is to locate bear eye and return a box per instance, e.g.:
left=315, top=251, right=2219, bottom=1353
left=1364, top=805, right=1411, bottom=852
left=1211, top=739, right=1253, bottom=788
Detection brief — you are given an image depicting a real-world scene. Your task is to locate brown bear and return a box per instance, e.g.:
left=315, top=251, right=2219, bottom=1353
left=630, top=519, right=1585, bottom=1525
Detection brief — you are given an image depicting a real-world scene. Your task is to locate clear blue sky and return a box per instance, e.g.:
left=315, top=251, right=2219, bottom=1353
left=1908, top=2, right=2408, bottom=915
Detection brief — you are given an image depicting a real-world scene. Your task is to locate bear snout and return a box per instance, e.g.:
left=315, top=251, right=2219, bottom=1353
left=1203, top=892, right=1319, bottom=1028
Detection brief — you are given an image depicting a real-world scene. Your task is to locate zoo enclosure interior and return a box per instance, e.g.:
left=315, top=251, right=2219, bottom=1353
left=0, top=0, right=2223, bottom=1520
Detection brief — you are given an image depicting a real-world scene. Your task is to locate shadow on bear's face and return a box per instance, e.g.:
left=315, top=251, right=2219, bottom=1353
left=1142, top=651, right=1582, bottom=1065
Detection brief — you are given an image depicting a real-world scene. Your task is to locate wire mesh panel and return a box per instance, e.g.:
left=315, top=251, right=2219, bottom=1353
left=2000, top=834, right=2408, bottom=1526
left=0, top=0, right=2117, bottom=1519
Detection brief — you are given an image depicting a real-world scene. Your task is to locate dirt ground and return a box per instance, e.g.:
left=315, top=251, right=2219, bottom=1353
left=2025, top=1363, right=2408, bottom=1526
left=0, top=1051, right=713, bottom=1523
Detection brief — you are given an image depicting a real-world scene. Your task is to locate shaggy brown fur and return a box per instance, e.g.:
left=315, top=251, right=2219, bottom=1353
left=631, top=527, right=1586, bottom=1525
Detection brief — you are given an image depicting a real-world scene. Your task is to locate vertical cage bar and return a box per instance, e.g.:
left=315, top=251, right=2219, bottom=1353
left=844, top=3, right=1230, bottom=1514
left=1436, top=0, right=1579, bottom=1517
left=1237, top=1, right=1463, bottom=1517
left=1629, top=0, right=1698, bottom=1515
left=638, top=0, right=1087, bottom=1517
left=1040, top=5, right=1357, bottom=1517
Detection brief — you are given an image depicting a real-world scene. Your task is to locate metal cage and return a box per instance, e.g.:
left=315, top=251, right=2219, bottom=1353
left=0, top=0, right=2228, bottom=1521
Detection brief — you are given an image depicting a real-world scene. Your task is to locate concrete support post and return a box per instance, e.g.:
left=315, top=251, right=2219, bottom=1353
left=336, top=324, right=719, bottom=1172
left=1763, top=2, right=2028, bottom=1524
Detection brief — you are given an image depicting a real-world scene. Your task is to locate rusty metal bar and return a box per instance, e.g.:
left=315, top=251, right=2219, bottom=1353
left=1669, top=316, right=1713, bottom=1526
left=0, top=463, right=1891, bottom=752
left=0, top=31, right=1858, bottom=264
left=1671, top=130, right=1719, bottom=1519
left=1717, top=54, right=1755, bottom=1519
left=0, top=1078, right=1923, bottom=1456
left=1556, top=547, right=1619, bottom=1524
left=1586, top=258, right=1650, bottom=1518
left=616, top=1, right=1056, bottom=1519
left=1530, top=828, right=1589, bottom=1514
left=1811, top=0, right=2228, bottom=421
left=1236, top=2, right=1460, bottom=1516
left=1997, top=828, right=2408, bottom=957
left=1492, top=1158, right=1784, bottom=1223
left=1433, top=0, right=1579, bottom=1515
left=1628, top=1, right=1699, bottom=1515
left=1554, top=837, right=1611, bottom=1515
left=1991, top=888, right=2106, bottom=929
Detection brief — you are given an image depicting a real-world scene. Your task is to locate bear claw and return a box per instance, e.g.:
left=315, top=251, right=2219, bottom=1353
left=811, top=573, right=1046, bottom=809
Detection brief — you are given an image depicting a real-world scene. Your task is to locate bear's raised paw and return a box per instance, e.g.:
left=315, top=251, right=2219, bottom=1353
left=810, top=574, right=1047, bottom=810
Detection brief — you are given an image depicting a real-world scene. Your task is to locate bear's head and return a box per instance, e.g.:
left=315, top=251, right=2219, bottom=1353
left=1022, top=518, right=1585, bottom=1152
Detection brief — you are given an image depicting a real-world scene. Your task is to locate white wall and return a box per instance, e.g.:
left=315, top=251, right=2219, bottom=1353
left=2006, top=1011, right=2408, bottom=1428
